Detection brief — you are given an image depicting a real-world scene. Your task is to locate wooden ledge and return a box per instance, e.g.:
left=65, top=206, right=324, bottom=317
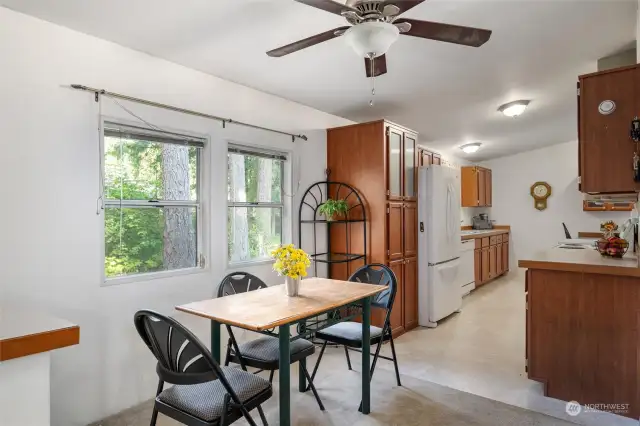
left=1, top=325, right=79, bottom=362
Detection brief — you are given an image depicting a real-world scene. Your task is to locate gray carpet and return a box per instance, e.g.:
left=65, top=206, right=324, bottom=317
left=91, top=366, right=577, bottom=426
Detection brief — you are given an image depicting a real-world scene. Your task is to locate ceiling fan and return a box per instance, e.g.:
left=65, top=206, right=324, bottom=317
left=266, top=0, right=493, bottom=78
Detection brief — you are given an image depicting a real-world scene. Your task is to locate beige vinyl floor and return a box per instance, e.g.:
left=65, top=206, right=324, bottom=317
left=95, top=270, right=636, bottom=426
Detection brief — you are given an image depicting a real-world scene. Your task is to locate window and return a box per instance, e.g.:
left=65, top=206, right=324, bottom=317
left=227, top=145, right=286, bottom=264
left=103, top=122, right=204, bottom=279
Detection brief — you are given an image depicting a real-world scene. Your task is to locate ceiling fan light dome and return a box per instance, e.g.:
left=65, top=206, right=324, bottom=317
left=344, top=22, right=400, bottom=58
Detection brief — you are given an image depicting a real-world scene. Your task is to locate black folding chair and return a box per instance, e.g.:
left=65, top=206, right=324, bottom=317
left=217, top=272, right=325, bottom=411
left=308, top=263, right=401, bottom=410
left=134, top=310, right=272, bottom=426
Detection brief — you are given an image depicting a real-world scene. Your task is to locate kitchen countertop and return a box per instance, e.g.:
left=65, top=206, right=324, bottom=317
left=0, top=308, right=79, bottom=361
left=518, top=246, right=640, bottom=277
left=461, top=229, right=510, bottom=241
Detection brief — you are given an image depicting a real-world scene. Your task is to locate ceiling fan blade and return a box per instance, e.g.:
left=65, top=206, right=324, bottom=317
left=365, top=54, right=388, bottom=78
left=295, top=0, right=358, bottom=16
left=383, top=0, right=426, bottom=17
left=396, top=19, right=492, bottom=47
left=267, top=26, right=350, bottom=57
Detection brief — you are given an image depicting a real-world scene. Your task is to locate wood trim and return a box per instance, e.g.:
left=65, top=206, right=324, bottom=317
left=578, top=63, right=640, bottom=80
left=0, top=326, right=79, bottom=362
left=577, top=231, right=603, bottom=238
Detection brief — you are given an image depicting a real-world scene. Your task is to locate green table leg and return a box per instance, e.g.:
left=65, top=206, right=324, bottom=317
left=362, top=297, right=371, bottom=414
left=210, top=320, right=221, bottom=363
left=279, top=324, right=291, bottom=426
left=298, top=321, right=307, bottom=392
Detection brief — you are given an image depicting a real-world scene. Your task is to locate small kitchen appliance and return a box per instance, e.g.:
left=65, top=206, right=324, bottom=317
left=472, top=213, right=493, bottom=230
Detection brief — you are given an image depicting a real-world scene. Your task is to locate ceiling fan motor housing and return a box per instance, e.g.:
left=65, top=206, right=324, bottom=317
left=345, top=1, right=390, bottom=24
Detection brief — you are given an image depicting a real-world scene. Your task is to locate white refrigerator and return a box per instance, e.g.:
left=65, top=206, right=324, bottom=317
left=417, top=165, right=463, bottom=328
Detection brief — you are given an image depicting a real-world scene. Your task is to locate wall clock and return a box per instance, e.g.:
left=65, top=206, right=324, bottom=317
left=530, top=181, right=551, bottom=211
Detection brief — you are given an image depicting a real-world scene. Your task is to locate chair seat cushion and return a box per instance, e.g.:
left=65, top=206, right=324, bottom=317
left=157, top=366, right=271, bottom=422
left=233, top=336, right=314, bottom=366
left=315, top=322, right=384, bottom=348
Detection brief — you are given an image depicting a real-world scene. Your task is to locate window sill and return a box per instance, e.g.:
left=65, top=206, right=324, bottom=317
left=227, top=259, right=275, bottom=269
left=102, top=266, right=206, bottom=287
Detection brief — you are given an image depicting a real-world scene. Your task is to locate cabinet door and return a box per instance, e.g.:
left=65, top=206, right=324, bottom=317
left=423, top=150, right=433, bottom=166
left=404, top=132, right=417, bottom=200
left=496, top=243, right=503, bottom=275
left=387, top=202, right=404, bottom=260
left=503, top=241, right=509, bottom=271
left=432, top=153, right=441, bottom=165
left=388, top=259, right=405, bottom=335
left=403, top=257, right=418, bottom=330
left=387, top=126, right=404, bottom=200
left=485, top=169, right=492, bottom=207
left=403, top=202, right=417, bottom=258
left=474, top=249, right=482, bottom=285
left=481, top=248, right=490, bottom=282
left=580, top=68, right=638, bottom=193
left=461, top=166, right=479, bottom=207
left=489, top=245, right=497, bottom=279
left=477, top=168, right=486, bottom=206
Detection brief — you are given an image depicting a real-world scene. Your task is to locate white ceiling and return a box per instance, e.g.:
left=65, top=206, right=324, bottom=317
left=3, top=0, right=636, bottom=160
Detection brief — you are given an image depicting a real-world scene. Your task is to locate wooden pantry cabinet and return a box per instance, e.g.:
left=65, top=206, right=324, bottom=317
left=327, top=120, right=419, bottom=336
left=461, top=166, right=492, bottom=207
left=579, top=64, right=640, bottom=193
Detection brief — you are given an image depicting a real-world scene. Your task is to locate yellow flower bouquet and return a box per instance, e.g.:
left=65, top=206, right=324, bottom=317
left=271, top=244, right=311, bottom=296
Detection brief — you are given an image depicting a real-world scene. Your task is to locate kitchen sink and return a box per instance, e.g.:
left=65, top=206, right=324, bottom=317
left=461, top=230, right=492, bottom=235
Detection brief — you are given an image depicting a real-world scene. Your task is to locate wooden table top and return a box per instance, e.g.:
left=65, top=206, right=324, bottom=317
left=175, top=278, right=385, bottom=331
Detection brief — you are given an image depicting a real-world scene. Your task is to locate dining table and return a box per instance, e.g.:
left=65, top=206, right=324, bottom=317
left=175, top=277, right=385, bottom=426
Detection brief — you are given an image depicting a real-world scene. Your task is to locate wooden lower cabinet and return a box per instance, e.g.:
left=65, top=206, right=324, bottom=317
left=489, top=245, right=497, bottom=279
left=474, top=232, right=509, bottom=287
left=403, top=257, right=418, bottom=330
left=503, top=241, right=510, bottom=271
left=481, top=248, right=490, bottom=283
left=474, top=249, right=482, bottom=284
left=387, top=259, right=405, bottom=336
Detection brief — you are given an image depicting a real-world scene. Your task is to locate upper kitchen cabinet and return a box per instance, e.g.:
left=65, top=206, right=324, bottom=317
left=579, top=64, right=640, bottom=193
left=387, top=125, right=417, bottom=200
left=461, top=166, right=493, bottom=207
left=417, top=146, right=442, bottom=169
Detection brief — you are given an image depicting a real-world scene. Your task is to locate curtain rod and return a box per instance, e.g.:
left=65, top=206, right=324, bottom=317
left=70, top=84, right=308, bottom=141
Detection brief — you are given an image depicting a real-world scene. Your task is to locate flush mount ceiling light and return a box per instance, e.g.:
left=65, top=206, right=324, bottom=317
left=460, top=143, right=482, bottom=154
left=498, top=100, right=530, bottom=117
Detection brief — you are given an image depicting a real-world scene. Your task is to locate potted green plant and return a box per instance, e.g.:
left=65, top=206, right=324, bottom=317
left=318, top=199, right=348, bottom=221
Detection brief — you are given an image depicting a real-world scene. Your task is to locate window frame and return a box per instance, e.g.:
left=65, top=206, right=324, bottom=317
left=100, top=118, right=208, bottom=286
left=227, top=143, right=288, bottom=266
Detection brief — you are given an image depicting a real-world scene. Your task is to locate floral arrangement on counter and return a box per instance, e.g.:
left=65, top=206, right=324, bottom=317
left=271, top=244, right=311, bottom=279
left=596, top=221, right=628, bottom=258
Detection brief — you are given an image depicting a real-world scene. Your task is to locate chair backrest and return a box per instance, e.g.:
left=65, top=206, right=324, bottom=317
left=348, top=263, right=397, bottom=312
left=134, top=310, right=223, bottom=385
left=217, top=272, right=268, bottom=298
left=562, top=222, right=572, bottom=239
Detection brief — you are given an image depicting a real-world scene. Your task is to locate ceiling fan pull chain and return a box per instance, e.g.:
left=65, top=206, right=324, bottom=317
left=369, top=53, right=375, bottom=107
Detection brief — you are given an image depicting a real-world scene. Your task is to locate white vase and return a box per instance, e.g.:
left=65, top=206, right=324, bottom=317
left=285, top=276, right=301, bottom=297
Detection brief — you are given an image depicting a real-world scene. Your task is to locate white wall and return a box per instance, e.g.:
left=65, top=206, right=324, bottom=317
left=479, top=141, right=629, bottom=269
left=0, top=7, right=352, bottom=426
